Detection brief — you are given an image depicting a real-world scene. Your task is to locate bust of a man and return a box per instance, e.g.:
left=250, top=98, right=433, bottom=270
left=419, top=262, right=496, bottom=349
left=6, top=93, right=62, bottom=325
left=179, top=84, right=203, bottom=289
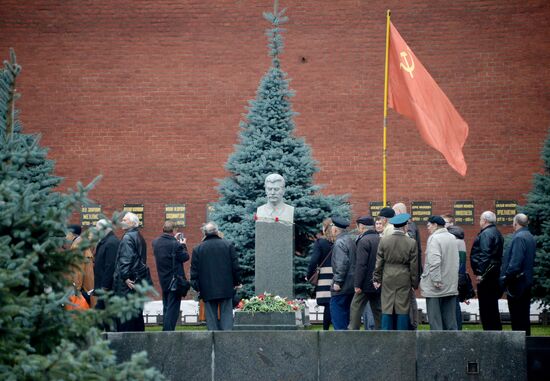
left=256, top=173, right=294, bottom=223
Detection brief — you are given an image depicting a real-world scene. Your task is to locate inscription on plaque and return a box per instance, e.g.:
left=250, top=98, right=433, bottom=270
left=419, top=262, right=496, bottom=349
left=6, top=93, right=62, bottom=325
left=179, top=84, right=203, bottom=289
left=123, top=204, right=144, bottom=227
left=81, top=205, right=102, bottom=227
left=369, top=201, right=391, bottom=217
left=495, top=200, right=517, bottom=225
left=165, top=204, right=186, bottom=227
left=411, top=201, right=432, bottom=223
left=453, top=200, right=475, bottom=225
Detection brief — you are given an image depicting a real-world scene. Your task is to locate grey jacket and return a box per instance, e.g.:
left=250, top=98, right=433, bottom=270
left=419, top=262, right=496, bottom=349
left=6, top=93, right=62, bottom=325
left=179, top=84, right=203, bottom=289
left=420, top=228, right=459, bottom=298
left=331, top=232, right=356, bottom=296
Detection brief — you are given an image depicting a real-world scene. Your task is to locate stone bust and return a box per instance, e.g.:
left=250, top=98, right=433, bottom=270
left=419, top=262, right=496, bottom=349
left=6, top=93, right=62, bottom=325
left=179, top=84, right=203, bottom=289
left=256, top=173, right=294, bottom=223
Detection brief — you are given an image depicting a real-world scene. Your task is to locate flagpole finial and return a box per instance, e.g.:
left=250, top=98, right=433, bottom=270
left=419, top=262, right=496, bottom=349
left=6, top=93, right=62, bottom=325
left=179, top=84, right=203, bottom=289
left=387, top=9, right=391, bottom=17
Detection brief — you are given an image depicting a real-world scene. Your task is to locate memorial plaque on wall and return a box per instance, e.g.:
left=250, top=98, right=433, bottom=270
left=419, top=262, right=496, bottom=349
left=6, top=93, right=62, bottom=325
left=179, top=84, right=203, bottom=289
left=206, top=203, right=216, bottom=222
left=165, top=204, right=186, bottom=227
left=81, top=204, right=102, bottom=227
left=495, top=200, right=517, bottom=225
left=453, top=200, right=475, bottom=225
left=411, top=201, right=432, bottom=223
left=123, top=204, right=144, bottom=227
left=369, top=201, right=390, bottom=217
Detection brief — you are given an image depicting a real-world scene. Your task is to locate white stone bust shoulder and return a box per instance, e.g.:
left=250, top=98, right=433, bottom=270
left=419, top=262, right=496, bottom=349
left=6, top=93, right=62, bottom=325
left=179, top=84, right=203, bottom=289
left=256, top=173, right=294, bottom=223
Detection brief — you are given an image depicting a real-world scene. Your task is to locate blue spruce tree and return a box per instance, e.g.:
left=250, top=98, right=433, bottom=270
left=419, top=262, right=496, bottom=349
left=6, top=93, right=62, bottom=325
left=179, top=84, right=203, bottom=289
left=212, top=4, right=349, bottom=298
left=523, top=127, right=550, bottom=307
left=0, top=49, right=163, bottom=380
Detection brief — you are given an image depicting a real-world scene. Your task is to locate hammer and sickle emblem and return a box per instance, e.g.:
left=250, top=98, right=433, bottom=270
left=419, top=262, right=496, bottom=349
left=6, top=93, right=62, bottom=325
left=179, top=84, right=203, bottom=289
left=399, top=50, right=415, bottom=79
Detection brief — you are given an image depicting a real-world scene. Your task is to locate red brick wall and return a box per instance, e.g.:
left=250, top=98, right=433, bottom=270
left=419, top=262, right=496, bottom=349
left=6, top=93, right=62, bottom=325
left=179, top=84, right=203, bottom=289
left=2, top=0, right=549, bottom=295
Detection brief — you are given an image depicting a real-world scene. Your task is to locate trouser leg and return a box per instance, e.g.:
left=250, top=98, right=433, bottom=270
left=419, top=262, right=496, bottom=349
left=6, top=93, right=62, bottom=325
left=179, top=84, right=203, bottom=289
left=320, top=303, right=331, bottom=330
left=409, top=289, right=418, bottom=330
left=456, top=297, right=463, bottom=330
left=509, top=288, right=531, bottom=336
left=204, top=300, right=221, bottom=331
left=163, top=290, right=182, bottom=331
left=381, top=314, right=395, bottom=330
left=441, top=295, right=458, bottom=330
left=426, top=297, right=443, bottom=330
left=367, top=293, right=382, bottom=330
left=396, top=314, right=410, bottom=330
left=330, top=294, right=352, bottom=330
left=349, top=292, right=367, bottom=330
left=363, top=302, right=375, bottom=330
left=218, top=298, right=234, bottom=331
left=478, top=279, right=502, bottom=330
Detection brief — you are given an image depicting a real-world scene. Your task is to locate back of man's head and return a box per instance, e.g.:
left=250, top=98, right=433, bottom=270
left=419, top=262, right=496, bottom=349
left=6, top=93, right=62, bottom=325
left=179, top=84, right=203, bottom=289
left=202, top=221, right=219, bottom=236
left=514, top=213, right=528, bottom=227
left=392, top=202, right=407, bottom=215
left=163, top=220, right=176, bottom=233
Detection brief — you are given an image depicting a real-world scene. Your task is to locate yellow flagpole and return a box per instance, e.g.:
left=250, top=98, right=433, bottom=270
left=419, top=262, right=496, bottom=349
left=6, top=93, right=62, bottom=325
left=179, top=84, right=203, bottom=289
left=382, top=10, right=391, bottom=205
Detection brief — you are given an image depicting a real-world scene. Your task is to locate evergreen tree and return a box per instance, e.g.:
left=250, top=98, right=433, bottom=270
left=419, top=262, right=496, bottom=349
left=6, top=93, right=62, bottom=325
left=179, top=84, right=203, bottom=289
left=523, top=127, right=550, bottom=307
left=212, top=4, right=349, bottom=298
left=0, top=49, right=163, bottom=380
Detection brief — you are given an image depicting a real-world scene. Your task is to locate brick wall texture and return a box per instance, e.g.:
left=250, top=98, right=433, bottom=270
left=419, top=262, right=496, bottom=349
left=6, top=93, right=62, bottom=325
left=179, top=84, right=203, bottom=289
left=1, top=0, right=549, bottom=294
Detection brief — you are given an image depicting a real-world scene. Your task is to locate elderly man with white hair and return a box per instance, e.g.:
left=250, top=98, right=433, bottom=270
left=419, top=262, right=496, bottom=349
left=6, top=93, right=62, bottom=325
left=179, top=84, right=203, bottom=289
left=191, top=221, right=241, bottom=330
left=93, top=219, right=120, bottom=311
left=113, top=212, right=150, bottom=332
left=470, top=210, right=504, bottom=331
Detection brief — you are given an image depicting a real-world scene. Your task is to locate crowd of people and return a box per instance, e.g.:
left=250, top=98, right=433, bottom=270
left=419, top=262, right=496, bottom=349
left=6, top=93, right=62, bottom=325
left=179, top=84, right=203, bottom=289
left=307, top=205, right=536, bottom=334
left=66, top=212, right=241, bottom=332
left=66, top=204, right=536, bottom=335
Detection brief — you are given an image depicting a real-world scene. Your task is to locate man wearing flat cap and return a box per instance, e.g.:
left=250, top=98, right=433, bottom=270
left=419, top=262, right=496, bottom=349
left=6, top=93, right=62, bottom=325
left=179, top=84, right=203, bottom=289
left=349, top=216, right=382, bottom=330
left=373, top=213, right=418, bottom=330
left=378, top=207, right=396, bottom=238
left=329, top=216, right=357, bottom=330
left=420, top=216, right=459, bottom=330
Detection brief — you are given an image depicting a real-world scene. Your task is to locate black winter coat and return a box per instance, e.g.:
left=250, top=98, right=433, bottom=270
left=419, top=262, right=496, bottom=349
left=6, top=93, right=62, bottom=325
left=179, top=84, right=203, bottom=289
left=470, top=224, right=504, bottom=277
left=113, top=228, right=148, bottom=295
left=94, top=231, right=120, bottom=291
left=152, top=233, right=190, bottom=293
left=354, top=230, right=380, bottom=294
left=190, top=234, right=240, bottom=301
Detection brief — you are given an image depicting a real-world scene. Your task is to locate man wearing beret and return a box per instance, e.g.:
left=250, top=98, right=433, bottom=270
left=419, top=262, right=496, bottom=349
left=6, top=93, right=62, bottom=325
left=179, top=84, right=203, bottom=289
left=421, top=216, right=459, bottom=330
left=373, top=213, right=418, bottom=330
left=393, top=202, right=423, bottom=330
left=349, top=216, right=382, bottom=330
left=329, top=216, right=357, bottom=330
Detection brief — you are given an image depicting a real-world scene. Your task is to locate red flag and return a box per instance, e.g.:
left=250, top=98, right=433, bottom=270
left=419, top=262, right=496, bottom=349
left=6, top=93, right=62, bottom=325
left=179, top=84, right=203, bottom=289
left=388, top=22, right=469, bottom=176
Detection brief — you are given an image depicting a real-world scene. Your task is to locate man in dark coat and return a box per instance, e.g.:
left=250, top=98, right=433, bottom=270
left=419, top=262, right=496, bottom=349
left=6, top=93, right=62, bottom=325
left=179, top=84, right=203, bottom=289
left=349, top=216, right=381, bottom=330
left=330, top=216, right=356, bottom=330
left=470, top=210, right=504, bottom=331
left=93, top=219, right=120, bottom=310
left=153, top=220, right=190, bottom=331
left=191, top=222, right=240, bottom=330
left=500, top=213, right=536, bottom=336
left=113, top=212, right=149, bottom=332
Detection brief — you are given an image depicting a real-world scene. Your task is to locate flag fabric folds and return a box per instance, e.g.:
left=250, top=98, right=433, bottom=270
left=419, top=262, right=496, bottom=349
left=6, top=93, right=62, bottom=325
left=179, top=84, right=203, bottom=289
left=388, top=22, right=469, bottom=176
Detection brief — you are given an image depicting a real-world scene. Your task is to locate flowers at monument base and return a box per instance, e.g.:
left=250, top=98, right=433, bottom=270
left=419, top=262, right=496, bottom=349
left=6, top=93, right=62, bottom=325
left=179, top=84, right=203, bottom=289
left=237, top=292, right=303, bottom=312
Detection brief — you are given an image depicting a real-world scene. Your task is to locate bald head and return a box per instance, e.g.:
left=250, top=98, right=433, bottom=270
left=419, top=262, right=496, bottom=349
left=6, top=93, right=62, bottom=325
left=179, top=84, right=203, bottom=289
left=393, top=202, right=407, bottom=215
left=513, top=213, right=528, bottom=230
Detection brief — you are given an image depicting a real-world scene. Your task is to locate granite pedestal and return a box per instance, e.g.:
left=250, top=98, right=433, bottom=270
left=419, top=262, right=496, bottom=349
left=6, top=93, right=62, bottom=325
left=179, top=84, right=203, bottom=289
left=254, top=220, right=294, bottom=298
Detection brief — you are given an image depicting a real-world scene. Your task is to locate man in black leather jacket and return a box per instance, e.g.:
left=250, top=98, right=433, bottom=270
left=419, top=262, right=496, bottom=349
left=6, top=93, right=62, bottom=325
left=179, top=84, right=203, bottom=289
left=470, top=210, right=504, bottom=330
left=113, top=212, right=148, bottom=332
